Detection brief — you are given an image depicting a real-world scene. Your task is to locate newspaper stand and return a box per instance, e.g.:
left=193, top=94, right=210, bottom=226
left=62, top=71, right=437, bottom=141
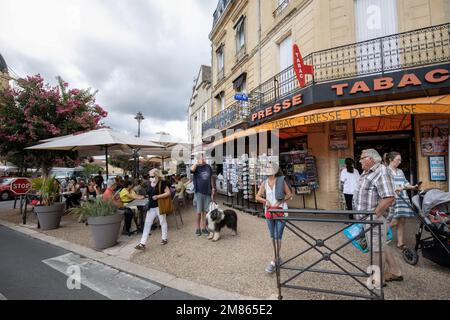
left=268, top=208, right=385, bottom=300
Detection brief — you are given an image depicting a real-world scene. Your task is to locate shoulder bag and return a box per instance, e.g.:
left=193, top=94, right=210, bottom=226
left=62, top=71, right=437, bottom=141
left=157, top=181, right=174, bottom=215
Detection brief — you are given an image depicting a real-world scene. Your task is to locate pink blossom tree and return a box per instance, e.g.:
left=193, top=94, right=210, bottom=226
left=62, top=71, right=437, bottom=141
left=0, top=75, right=108, bottom=176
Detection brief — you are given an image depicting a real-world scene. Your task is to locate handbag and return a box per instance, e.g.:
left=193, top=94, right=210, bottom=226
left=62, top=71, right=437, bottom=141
left=157, top=181, right=174, bottom=215
left=264, top=206, right=286, bottom=220
left=343, top=224, right=369, bottom=253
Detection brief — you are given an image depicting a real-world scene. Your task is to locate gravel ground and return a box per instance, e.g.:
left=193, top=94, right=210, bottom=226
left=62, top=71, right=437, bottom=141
left=1, top=199, right=449, bottom=300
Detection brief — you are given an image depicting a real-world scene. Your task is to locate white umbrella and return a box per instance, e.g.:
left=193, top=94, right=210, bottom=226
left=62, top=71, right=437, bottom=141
left=26, top=128, right=164, bottom=178
left=144, top=132, right=192, bottom=170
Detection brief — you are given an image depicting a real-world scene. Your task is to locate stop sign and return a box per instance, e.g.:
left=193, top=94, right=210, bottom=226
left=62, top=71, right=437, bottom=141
left=10, top=178, right=32, bottom=195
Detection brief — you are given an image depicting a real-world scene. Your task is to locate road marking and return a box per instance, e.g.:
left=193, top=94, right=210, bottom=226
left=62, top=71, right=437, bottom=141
left=0, top=293, right=7, bottom=300
left=43, top=253, right=161, bottom=300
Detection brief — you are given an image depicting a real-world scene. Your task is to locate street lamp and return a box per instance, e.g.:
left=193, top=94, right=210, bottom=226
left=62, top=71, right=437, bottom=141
left=134, top=112, right=144, bottom=178
left=134, top=112, right=144, bottom=138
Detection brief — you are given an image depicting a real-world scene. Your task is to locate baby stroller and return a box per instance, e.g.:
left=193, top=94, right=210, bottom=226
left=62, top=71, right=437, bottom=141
left=398, top=189, right=450, bottom=267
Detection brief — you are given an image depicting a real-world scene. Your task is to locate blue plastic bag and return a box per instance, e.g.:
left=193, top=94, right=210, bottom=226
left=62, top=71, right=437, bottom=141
left=343, top=224, right=394, bottom=253
left=343, top=224, right=369, bottom=253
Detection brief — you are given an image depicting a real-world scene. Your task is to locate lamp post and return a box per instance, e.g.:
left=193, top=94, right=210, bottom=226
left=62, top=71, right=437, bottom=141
left=134, top=112, right=144, bottom=178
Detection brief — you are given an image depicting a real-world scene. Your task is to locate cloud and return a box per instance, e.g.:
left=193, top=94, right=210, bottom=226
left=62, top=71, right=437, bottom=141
left=0, top=0, right=215, bottom=135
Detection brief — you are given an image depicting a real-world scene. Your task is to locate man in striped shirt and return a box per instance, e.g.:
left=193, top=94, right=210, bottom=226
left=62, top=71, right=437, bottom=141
left=354, top=149, right=403, bottom=283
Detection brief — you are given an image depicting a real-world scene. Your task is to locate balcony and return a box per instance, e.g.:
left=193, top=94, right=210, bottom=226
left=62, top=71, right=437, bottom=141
left=250, top=23, right=450, bottom=110
left=202, top=101, right=250, bottom=136
left=202, top=23, right=450, bottom=134
left=273, top=0, right=290, bottom=18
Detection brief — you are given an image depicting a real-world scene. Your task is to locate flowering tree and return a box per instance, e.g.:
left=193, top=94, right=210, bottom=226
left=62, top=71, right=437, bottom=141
left=0, top=75, right=108, bottom=176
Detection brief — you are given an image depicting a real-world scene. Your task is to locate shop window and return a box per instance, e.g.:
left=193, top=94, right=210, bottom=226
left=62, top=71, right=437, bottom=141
left=355, top=115, right=412, bottom=133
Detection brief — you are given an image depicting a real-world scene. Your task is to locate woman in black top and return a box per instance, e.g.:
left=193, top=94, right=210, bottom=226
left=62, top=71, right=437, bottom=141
left=135, top=168, right=171, bottom=250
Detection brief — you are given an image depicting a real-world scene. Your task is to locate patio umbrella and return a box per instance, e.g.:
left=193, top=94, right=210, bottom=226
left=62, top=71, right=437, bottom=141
left=26, top=128, right=164, bottom=179
left=145, top=132, right=192, bottom=171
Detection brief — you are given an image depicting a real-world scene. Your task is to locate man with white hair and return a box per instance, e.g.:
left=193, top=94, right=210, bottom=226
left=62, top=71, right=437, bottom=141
left=354, top=149, right=403, bottom=284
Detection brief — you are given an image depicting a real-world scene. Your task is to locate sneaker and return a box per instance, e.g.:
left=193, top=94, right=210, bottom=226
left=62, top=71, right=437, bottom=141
left=265, top=261, right=276, bottom=273
left=195, top=229, right=201, bottom=236
left=202, top=228, right=209, bottom=235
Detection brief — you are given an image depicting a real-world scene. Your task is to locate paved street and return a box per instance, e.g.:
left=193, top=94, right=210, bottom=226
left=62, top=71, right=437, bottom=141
left=0, top=225, right=202, bottom=300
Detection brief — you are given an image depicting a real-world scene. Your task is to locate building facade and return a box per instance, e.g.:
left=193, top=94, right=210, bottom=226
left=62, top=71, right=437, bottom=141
left=188, top=65, right=212, bottom=150
left=0, top=53, right=9, bottom=91
left=205, top=0, right=450, bottom=210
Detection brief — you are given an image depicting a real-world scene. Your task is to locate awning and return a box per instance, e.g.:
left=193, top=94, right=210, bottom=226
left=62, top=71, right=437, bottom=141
left=208, top=94, right=450, bottom=148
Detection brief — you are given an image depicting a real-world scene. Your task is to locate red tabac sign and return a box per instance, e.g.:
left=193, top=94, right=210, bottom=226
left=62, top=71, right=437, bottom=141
left=10, top=178, right=32, bottom=195
left=293, top=44, right=314, bottom=88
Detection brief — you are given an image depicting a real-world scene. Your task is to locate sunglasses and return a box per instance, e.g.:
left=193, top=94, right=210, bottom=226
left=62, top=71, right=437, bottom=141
left=149, top=176, right=155, bottom=178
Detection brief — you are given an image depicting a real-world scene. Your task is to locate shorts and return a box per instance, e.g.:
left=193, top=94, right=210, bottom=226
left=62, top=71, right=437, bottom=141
left=194, top=193, right=211, bottom=213
left=266, top=219, right=286, bottom=240
left=365, top=215, right=387, bottom=253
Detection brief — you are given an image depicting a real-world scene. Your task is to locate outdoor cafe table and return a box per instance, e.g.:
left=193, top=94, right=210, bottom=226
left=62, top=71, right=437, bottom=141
left=125, top=198, right=149, bottom=233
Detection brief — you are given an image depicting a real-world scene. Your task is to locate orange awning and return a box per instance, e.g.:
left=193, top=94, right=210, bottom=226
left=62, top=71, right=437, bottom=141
left=209, top=95, right=450, bottom=148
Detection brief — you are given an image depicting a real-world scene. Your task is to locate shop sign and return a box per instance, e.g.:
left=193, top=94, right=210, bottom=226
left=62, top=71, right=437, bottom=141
left=250, top=63, right=450, bottom=125
left=263, top=104, right=425, bottom=130
left=293, top=44, right=314, bottom=88
left=251, top=94, right=303, bottom=122
left=331, top=68, right=449, bottom=96
left=429, top=156, right=447, bottom=181
left=329, top=122, right=348, bottom=150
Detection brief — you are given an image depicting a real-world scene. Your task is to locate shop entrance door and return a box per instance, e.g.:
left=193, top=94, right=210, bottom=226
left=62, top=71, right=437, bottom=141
left=354, top=133, right=417, bottom=184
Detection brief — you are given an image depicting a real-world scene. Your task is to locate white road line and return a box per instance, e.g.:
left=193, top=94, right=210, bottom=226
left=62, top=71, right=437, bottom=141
left=0, top=293, right=7, bottom=300
left=42, top=253, right=161, bottom=300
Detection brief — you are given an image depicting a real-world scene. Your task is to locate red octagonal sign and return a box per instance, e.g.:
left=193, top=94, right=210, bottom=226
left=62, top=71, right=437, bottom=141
left=10, top=178, right=32, bottom=195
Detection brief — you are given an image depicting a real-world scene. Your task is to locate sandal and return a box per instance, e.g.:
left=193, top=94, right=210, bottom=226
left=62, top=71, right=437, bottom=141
left=134, top=243, right=146, bottom=250
left=397, top=244, right=406, bottom=250
left=160, top=239, right=168, bottom=245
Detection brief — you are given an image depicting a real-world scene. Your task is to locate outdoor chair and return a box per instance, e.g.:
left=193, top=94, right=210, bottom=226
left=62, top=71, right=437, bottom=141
left=171, top=195, right=184, bottom=229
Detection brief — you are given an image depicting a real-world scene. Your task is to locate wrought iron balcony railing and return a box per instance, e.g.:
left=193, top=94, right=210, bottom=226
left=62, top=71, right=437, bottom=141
left=202, top=101, right=250, bottom=135
left=202, top=23, right=450, bottom=135
left=273, top=0, right=290, bottom=17
left=250, top=23, right=450, bottom=110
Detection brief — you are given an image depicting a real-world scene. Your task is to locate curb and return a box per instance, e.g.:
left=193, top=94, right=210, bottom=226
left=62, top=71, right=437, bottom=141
left=0, top=219, right=262, bottom=300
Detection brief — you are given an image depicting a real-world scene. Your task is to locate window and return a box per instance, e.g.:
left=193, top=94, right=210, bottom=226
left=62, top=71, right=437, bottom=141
left=355, top=0, right=399, bottom=72
left=233, top=73, right=247, bottom=93
left=193, top=115, right=198, bottom=136
left=215, top=91, right=225, bottom=112
left=216, top=45, right=224, bottom=78
left=278, top=35, right=293, bottom=96
left=235, top=17, right=246, bottom=55
left=279, top=35, right=292, bottom=72
left=202, top=106, right=207, bottom=123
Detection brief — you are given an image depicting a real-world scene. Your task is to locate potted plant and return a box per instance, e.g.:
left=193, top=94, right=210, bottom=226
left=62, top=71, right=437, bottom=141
left=69, top=198, right=123, bottom=250
left=32, top=176, right=65, bottom=230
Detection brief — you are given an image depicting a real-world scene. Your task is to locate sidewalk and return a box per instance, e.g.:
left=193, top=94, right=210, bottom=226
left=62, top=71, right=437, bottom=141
left=0, top=200, right=449, bottom=300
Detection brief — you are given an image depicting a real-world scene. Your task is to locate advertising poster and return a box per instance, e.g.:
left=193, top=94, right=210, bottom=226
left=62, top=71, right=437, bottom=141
left=420, top=119, right=449, bottom=156
left=429, top=156, right=447, bottom=181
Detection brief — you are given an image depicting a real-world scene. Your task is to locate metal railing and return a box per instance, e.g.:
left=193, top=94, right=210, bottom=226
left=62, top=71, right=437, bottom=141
left=268, top=208, right=384, bottom=300
left=203, top=23, right=450, bottom=134
left=202, top=101, right=250, bottom=134
left=273, top=0, right=290, bottom=17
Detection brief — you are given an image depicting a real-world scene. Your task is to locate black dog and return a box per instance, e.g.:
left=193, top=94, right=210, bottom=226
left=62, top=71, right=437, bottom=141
left=206, top=208, right=238, bottom=241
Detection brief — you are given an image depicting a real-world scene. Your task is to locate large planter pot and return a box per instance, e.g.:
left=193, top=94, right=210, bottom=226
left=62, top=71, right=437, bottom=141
left=34, top=202, right=65, bottom=231
left=87, top=212, right=124, bottom=250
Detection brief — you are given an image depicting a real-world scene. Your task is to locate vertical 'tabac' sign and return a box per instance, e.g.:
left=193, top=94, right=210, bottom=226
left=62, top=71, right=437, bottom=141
left=293, top=44, right=314, bottom=88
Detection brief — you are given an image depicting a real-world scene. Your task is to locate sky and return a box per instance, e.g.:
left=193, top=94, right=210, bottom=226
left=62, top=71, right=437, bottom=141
left=0, top=0, right=217, bottom=141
